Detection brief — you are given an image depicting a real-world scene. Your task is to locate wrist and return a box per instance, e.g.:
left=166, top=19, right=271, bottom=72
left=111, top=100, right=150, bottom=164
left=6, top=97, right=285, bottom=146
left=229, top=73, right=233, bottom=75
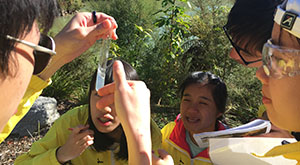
left=37, top=54, right=65, bottom=80
left=56, top=146, right=70, bottom=164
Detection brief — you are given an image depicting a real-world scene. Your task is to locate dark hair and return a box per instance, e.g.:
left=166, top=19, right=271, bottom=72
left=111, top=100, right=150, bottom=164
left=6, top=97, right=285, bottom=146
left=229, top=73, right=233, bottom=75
left=87, top=59, right=139, bottom=160
left=225, top=0, right=283, bottom=56
left=0, top=0, right=59, bottom=77
left=179, top=71, right=228, bottom=115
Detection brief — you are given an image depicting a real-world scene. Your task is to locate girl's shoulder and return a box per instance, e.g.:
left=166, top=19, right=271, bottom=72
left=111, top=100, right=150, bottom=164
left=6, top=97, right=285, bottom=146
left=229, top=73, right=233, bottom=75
left=54, top=104, right=89, bottom=127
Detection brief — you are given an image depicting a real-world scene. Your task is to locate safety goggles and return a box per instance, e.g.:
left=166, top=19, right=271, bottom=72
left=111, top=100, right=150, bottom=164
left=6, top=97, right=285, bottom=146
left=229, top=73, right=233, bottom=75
left=262, top=39, right=300, bottom=79
left=223, top=26, right=262, bottom=66
left=6, top=34, right=56, bottom=75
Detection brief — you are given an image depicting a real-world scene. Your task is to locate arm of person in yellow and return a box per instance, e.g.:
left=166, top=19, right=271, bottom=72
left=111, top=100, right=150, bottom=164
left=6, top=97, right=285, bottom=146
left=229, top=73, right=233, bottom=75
left=14, top=106, right=88, bottom=165
left=151, top=118, right=162, bottom=154
left=14, top=114, right=63, bottom=165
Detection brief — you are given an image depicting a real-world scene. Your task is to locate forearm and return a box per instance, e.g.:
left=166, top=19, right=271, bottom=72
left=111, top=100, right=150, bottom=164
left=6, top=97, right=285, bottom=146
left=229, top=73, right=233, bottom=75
left=37, top=52, right=66, bottom=80
left=123, top=121, right=152, bottom=165
left=15, top=147, right=61, bottom=165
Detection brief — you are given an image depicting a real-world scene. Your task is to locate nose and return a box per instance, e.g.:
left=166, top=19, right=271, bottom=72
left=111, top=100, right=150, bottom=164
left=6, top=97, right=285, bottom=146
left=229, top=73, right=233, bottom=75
left=187, top=103, right=199, bottom=113
left=256, top=66, right=269, bottom=84
left=99, top=106, right=112, bottom=113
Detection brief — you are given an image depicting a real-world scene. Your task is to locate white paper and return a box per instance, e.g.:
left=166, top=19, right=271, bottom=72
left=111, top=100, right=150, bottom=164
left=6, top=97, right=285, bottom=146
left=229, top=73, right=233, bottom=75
left=193, top=119, right=271, bottom=148
left=209, top=137, right=297, bottom=165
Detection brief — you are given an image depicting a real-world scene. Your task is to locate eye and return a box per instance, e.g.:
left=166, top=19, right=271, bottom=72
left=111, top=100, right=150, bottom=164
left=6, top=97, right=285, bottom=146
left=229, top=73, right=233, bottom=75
left=199, top=102, right=208, bottom=105
left=182, top=98, right=190, bottom=102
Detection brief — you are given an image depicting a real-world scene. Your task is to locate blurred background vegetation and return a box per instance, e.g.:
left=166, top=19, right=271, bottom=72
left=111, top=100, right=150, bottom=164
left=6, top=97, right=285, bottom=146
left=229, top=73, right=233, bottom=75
left=44, top=0, right=262, bottom=128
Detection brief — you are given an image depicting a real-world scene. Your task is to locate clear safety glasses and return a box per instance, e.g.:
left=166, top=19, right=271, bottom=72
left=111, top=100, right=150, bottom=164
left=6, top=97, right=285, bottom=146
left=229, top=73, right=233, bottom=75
left=262, top=39, right=300, bottom=79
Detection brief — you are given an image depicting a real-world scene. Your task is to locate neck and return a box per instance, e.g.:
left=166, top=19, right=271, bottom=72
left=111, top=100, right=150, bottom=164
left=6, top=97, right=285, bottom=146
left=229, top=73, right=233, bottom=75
left=107, top=125, right=123, bottom=142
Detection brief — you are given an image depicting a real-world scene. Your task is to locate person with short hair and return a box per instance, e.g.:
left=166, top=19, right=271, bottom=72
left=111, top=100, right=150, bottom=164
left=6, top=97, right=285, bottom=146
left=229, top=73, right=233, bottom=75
left=0, top=0, right=118, bottom=143
left=224, top=0, right=283, bottom=67
left=256, top=0, right=300, bottom=162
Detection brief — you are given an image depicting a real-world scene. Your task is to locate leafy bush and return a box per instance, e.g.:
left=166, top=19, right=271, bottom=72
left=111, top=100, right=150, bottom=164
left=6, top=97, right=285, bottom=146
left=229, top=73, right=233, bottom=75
left=43, top=0, right=263, bottom=128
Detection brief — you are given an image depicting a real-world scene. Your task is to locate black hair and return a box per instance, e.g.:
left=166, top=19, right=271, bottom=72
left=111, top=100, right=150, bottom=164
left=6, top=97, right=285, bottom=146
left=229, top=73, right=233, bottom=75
left=179, top=71, right=227, bottom=126
left=0, top=0, right=59, bottom=77
left=87, top=59, right=139, bottom=160
left=225, top=0, right=283, bottom=56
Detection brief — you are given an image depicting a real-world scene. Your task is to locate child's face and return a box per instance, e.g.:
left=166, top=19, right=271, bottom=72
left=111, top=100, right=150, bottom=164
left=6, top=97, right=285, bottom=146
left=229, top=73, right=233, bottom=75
left=90, top=89, right=121, bottom=133
left=256, top=24, right=300, bottom=132
left=180, top=83, right=222, bottom=135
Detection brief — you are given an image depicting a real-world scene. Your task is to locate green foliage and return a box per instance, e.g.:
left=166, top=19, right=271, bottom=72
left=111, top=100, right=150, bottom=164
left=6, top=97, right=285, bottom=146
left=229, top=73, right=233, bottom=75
left=43, top=0, right=263, bottom=128
left=224, top=66, right=262, bottom=127
left=57, top=0, right=83, bottom=14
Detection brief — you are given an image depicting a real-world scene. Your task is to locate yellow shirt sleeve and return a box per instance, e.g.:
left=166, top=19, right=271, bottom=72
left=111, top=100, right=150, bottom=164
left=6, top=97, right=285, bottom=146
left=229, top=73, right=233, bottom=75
left=150, top=119, right=162, bottom=153
left=0, top=76, right=51, bottom=143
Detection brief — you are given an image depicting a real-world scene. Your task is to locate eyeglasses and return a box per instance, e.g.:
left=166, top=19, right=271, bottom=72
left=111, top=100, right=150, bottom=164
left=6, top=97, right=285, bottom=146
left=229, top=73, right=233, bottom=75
left=6, top=34, right=56, bottom=75
left=223, top=26, right=262, bottom=66
left=262, top=39, right=300, bottom=79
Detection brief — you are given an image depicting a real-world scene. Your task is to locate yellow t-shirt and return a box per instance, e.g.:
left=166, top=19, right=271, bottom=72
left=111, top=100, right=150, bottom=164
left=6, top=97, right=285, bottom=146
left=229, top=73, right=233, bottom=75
left=15, top=105, right=162, bottom=164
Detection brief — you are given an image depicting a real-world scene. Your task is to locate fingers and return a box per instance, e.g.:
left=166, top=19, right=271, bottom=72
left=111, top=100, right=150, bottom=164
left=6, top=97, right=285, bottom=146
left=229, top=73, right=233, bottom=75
left=157, top=149, right=172, bottom=160
left=78, top=135, right=94, bottom=146
left=113, top=60, right=129, bottom=91
left=98, top=83, right=115, bottom=97
left=97, top=81, right=135, bottom=97
left=91, top=12, right=118, bottom=29
left=69, top=125, right=94, bottom=140
left=90, top=12, right=118, bottom=40
left=152, top=149, right=174, bottom=165
left=96, top=93, right=114, bottom=109
left=71, top=125, right=90, bottom=134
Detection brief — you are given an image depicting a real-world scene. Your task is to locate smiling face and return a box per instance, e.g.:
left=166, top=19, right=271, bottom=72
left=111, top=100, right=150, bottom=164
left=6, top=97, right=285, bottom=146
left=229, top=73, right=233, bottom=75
left=180, top=83, right=222, bottom=135
left=90, top=89, right=121, bottom=133
left=256, top=23, right=300, bottom=131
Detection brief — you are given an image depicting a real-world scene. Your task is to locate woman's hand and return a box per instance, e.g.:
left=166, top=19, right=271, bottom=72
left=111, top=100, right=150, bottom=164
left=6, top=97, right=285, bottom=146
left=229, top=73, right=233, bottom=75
left=152, top=149, right=174, bottom=165
left=56, top=125, right=94, bottom=164
left=39, top=12, right=117, bottom=80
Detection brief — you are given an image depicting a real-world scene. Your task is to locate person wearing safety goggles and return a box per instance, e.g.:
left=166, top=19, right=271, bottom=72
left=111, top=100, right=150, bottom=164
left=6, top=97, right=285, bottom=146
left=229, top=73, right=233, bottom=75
left=0, top=1, right=118, bottom=143
left=224, top=0, right=284, bottom=68
left=255, top=0, right=300, bottom=162
left=224, top=0, right=294, bottom=139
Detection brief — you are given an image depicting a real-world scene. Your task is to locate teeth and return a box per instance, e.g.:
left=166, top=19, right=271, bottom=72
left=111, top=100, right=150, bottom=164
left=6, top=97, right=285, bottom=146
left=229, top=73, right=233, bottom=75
left=187, top=117, right=198, bottom=122
left=99, top=118, right=110, bottom=123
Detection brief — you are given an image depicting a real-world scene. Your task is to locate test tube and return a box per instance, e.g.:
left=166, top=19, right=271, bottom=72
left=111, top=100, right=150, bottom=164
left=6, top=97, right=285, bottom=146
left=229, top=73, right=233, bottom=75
left=95, top=38, right=111, bottom=91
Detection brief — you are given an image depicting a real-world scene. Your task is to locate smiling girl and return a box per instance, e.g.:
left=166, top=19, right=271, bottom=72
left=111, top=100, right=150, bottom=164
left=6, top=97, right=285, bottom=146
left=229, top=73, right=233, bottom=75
left=161, top=71, right=228, bottom=165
